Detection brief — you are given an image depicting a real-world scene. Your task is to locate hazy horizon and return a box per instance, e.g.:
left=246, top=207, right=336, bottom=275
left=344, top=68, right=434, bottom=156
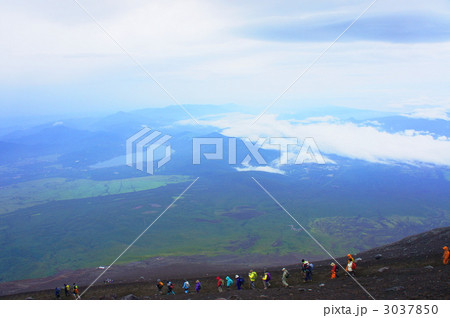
left=1, top=0, right=450, bottom=119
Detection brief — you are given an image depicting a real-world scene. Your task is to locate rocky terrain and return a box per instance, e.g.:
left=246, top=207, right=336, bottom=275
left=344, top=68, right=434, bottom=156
left=1, top=227, right=448, bottom=300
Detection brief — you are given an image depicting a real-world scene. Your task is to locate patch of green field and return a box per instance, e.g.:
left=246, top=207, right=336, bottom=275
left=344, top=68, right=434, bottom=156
left=1, top=171, right=449, bottom=283
left=0, top=175, right=192, bottom=214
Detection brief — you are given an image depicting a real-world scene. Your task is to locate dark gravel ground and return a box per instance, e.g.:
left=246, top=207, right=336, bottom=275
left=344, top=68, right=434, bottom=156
left=1, top=227, right=449, bottom=300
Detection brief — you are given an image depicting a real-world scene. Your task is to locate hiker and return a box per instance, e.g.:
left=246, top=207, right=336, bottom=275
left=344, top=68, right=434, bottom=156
left=301, top=259, right=308, bottom=278
left=72, top=283, right=79, bottom=299
left=346, top=256, right=356, bottom=276
left=55, top=287, right=61, bottom=299
left=235, top=275, right=244, bottom=290
left=182, top=280, right=190, bottom=294
left=248, top=269, right=258, bottom=289
left=64, top=283, right=70, bottom=297
left=330, top=262, right=339, bottom=279
left=304, top=262, right=312, bottom=282
left=281, top=268, right=290, bottom=287
left=195, top=280, right=202, bottom=293
left=262, top=270, right=271, bottom=289
left=443, top=246, right=449, bottom=265
left=216, top=276, right=224, bottom=292
left=225, top=276, right=233, bottom=289
left=167, top=281, right=175, bottom=295
left=156, top=279, right=164, bottom=294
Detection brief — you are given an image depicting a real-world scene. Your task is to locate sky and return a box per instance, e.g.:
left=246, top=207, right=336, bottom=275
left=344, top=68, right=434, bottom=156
left=1, top=0, right=450, bottom=119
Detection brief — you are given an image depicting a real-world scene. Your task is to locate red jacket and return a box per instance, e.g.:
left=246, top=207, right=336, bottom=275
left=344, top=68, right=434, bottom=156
left=216, top=277, right=223, bottom=287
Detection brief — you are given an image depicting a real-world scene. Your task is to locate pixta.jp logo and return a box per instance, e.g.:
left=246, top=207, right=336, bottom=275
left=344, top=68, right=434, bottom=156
left=126, top=127, right=172, bottom=175
left=193, top=137, right=325, bottom=165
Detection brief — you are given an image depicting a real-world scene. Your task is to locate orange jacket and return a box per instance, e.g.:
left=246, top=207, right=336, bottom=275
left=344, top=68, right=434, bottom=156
left=443, top=246, right=449, bottom=264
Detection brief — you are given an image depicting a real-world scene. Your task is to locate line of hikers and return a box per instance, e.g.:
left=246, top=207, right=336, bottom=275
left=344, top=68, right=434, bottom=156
left=155, top=256, right=366, bottom=295
left=55, top=248, right=449, bottom=299
left=55, top=283, right=80, bottom=300
left=155, top=261, right=316, bottom=295
left=55, top=259, right=336, bottom=299
left=156, top=272, right=269, bottom=295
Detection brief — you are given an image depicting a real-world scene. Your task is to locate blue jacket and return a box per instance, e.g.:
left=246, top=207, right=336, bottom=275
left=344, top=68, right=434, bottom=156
left=225, top=276, right=233, bottom=287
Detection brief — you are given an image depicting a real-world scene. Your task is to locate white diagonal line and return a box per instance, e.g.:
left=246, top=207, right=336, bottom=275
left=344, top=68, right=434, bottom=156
left=71, top=0, right=200, bottom=126
left=79, top=177, right=199, bottom=298
left=251, top=0, right=378, bottom=125
left=251, top=176, right=376, bottom=300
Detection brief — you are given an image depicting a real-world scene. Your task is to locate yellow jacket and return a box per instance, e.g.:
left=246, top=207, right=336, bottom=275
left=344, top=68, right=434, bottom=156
left=249, top=271, right=258, bottom=281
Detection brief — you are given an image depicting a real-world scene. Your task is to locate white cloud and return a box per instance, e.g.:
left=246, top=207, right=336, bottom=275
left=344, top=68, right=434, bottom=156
left=0, top=0, right=235, bottom=84
left=1, top=0, right=450, bottom=117
left=236, top=163, right=286, bottom=175
left=295, top=115, right=339, bottom=123
left=402, top=107, right=450, bottom=121
left=178, top=112, right=450, bottom=167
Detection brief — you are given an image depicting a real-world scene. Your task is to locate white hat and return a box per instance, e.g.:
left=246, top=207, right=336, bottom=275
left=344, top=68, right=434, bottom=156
left=235, top=275, right=239, bottom=278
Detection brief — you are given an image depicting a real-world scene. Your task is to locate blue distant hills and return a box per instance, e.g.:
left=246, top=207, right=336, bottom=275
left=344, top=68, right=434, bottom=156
left=0, top=105, right=448, bottom=282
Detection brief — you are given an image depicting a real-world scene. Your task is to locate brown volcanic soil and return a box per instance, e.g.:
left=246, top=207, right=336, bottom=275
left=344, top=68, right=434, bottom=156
left=1, top=227, right=449, bottom=300
left=0, top=253, right=305, bottom=296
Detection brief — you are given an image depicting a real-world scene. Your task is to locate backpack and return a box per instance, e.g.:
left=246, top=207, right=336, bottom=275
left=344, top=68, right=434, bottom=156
left=309, top=263, right=314, bottom=271
left=197, top=283, right=202, bottom=289
left=352, top=262, right=357, bottom=270
left=266, top=272, right=271, bottom=281
left=285, top=272, right=290, bottom=278
left=305, top=264, right=312, bottom=273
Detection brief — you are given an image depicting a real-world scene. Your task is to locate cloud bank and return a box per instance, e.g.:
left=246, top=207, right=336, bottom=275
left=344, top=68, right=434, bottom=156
left=178, top=113, right=450, bottom=167
left=402, top=108, right=450, bottom=121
